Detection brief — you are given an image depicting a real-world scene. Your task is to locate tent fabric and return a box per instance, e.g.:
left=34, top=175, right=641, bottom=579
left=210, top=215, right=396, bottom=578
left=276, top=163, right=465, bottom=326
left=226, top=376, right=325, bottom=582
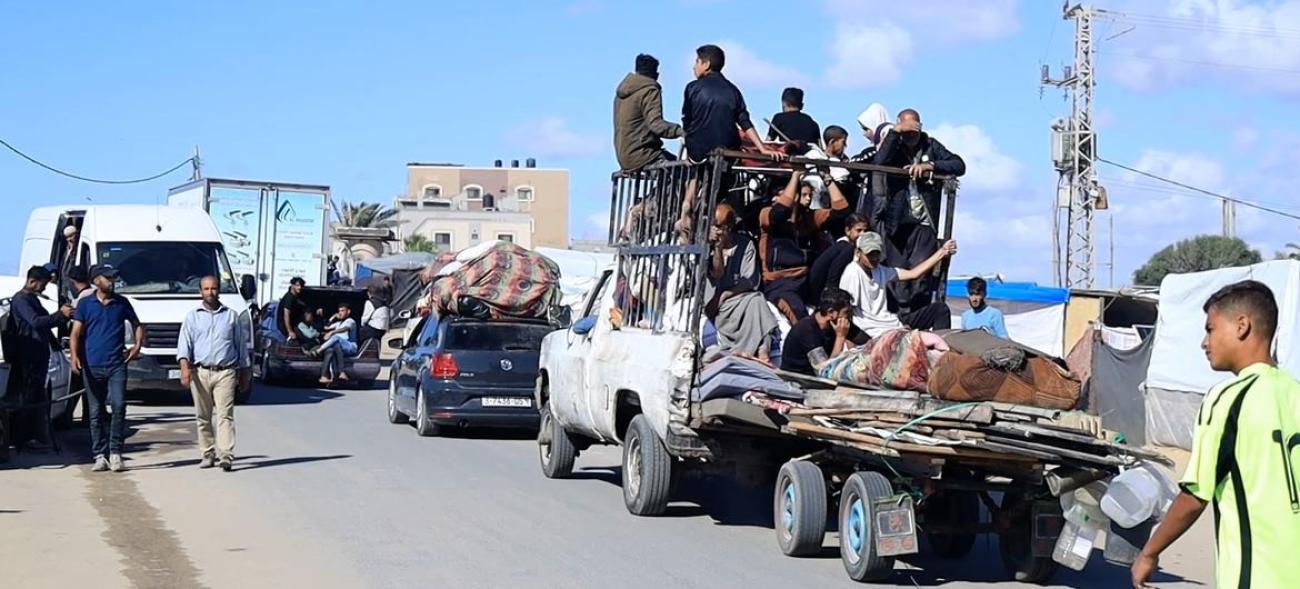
left=1090, top=333, right=1154, bottom=447
left=946, top=280, right=1070, bottom=305
left=356, top=252, right=437, bottom=279
left=1147, top=260, right=1300, bottom=394
left=535, top=247, right=615, bottom=310
left=1145, top=387, right=1201, bottom=449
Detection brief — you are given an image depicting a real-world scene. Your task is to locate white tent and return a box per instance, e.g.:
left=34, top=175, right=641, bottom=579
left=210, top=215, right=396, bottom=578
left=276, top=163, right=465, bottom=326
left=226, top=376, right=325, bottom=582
left=1145, top=260, right=1300, bottom=447
left=535, top=247, right=615, bottom=310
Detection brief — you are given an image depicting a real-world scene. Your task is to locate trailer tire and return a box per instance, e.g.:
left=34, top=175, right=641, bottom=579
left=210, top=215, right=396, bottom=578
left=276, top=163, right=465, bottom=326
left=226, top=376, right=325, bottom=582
left=622, top=414, right=671, bottom=516
left=926, top=489, right=979, bottom=559
left=839, top=471, right=896, bottom=582
left=774, top=460, right=827, bottom=557
left=538, top=403, right=575, bottom=479
left=997, top=492, right=1059, bottom=584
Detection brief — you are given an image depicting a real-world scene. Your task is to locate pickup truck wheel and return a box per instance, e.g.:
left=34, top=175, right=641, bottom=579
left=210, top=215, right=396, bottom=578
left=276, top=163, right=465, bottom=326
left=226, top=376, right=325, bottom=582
left=622, top=414, right=671, bottom=516
left=997, top=492, right=1059, bottom=584
left=257, top=354, right=279, bottom=385
left=839, top=471, right=896, bottom=582
left=415, top=389, right=440, bottom=437
left=775, top=460, right=827, bottom=557
left=926, top=489, right=979, bottom=559
left=387, top=379, right=407, bottom=425
left=538, top=403, right=575, bottom=478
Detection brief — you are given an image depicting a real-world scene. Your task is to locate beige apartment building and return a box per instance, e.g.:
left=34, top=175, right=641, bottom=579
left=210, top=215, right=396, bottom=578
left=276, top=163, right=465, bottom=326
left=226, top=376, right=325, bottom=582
left=394, top=159, right=569, bottom=251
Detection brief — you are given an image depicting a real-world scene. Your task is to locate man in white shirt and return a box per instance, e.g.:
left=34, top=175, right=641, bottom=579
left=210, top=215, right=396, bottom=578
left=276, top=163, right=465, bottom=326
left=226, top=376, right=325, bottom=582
left=838, top=231, right=956, bottom=338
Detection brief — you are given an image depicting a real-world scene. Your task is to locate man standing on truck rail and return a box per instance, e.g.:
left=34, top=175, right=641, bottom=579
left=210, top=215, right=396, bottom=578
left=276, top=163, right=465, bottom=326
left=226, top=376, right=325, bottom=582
left=71, top=264, right=143, bottom=473
left=1132, top=280, right=1300, bottom=589
left=4, top=265, right=73, bottom=452
left=279, top=277, right=308, bottom=341
left=177, top=276, right=251, bottom=472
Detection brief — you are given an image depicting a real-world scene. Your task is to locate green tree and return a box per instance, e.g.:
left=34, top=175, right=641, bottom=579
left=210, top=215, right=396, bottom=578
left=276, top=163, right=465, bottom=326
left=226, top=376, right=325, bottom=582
left=404, top=234, right=436, bottom=254
left=331, top=201, right=399, bottom=228
left=1134, top=235, right=1262, bottom=286
left=1275, top=243, right=1300, bottom=261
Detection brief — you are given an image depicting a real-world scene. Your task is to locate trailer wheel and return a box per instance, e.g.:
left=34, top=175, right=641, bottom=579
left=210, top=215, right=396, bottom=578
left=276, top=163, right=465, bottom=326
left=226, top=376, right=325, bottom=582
left=538, top=403, right=575, bottom=479
left=997, top=492, right=1059, bottom=584
left=926, top=489, right=979, bottom=559
left=839, top=471, right=896, bottom=582
left=774, top=460, right=827, bottom=557
left=622, top=414, right=671, bottom=516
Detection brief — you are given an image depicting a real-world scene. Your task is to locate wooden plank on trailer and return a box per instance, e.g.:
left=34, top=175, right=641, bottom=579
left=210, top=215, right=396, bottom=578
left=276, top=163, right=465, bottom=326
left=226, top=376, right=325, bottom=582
left=785, top=422, right=1035, bottom=462
left=982, top=434, right=1126, bottom=466
left=801, top=390, right=993, bottom=424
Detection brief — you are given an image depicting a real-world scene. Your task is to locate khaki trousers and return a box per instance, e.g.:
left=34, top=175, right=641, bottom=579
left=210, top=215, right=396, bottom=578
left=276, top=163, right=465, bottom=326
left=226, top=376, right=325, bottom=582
left=191, top=367, right=237, bottom=459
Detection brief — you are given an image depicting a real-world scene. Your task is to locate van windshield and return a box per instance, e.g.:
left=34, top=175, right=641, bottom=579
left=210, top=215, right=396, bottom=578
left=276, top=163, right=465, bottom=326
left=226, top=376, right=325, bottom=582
left=97, top=242, right=238, bottom=295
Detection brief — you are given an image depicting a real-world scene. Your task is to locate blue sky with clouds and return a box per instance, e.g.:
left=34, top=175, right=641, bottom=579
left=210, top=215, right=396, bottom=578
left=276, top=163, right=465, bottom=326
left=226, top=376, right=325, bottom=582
left=2, top=0, right=1297, bottom=286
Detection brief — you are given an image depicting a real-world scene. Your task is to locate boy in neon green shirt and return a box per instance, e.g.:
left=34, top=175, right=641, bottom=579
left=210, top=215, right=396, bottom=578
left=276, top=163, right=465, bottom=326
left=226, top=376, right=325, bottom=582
left=1133, top=280, right=1300, bottom=588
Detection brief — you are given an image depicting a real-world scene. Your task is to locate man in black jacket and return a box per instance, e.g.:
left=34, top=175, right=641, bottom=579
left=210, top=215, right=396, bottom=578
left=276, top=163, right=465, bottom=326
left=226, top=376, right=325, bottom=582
left=871, top=108, right=965, bottom=309
left=614, top=54, right=682, bottom=173
left=3, top=265, right=72, bottom=452
left=766, top=87, right=821, bottom=152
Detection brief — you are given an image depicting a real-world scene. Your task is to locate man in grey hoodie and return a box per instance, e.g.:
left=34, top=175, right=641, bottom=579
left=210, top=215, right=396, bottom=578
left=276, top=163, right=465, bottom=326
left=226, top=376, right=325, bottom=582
left=613, top=54, right=682, bottom=173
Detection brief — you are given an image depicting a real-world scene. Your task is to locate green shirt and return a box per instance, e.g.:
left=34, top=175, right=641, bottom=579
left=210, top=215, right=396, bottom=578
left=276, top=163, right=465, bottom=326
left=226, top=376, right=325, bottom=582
left=1181, top=363, right=1300, bottom=589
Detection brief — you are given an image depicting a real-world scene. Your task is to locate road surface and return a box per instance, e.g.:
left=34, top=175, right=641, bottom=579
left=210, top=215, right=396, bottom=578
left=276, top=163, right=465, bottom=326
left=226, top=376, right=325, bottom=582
left=1, top=382, right=1215, bottom=588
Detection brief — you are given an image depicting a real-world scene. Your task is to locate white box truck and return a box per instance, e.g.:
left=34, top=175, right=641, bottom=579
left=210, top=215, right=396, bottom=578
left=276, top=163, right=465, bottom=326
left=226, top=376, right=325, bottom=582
left=167, top=178, right=331, bottom=309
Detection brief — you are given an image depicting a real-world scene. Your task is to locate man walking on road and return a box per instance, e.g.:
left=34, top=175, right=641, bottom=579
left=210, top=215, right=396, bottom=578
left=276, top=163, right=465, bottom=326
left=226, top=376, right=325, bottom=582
left=1133, top=280, right=1300, bottom=589
left=177, top=276, right=251, bottom=472
left=71, top=264, right=143, bottom=473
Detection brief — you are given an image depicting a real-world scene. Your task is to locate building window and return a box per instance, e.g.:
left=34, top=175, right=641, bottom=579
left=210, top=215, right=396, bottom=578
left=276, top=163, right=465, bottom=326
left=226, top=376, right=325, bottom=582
left=422, top=184, right=443, bottom=199
left=424, top=201, right=450, bottom=210
left=398, top=199, right=419, bottom=208
left=433, top=232, right=452, bottom=250
left=515, top=186, right=534, bottom=202
left=496, top=233, right=515, bottom=243
left=464, top=184, right=484, bottom=200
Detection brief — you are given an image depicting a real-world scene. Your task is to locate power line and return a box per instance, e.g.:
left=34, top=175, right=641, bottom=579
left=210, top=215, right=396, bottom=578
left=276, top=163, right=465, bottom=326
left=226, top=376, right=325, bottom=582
left=0, top=136, right=195, bottom=184
left=1099, top=9, right=1300, bottom=40
left=1097, top=50, right=1300, bottom=76
left=1098, top=157, right=1300, bottom=222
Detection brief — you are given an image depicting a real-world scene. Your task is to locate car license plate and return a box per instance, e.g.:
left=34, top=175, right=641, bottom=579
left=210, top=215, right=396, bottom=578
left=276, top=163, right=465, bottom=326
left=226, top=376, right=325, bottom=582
left=482, top=397, right=530, bottom=408
left=168, top=369, right=182, bottom=380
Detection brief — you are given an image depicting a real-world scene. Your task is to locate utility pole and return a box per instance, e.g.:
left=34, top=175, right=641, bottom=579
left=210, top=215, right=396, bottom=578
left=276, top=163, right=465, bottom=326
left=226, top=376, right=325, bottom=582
left=191, top=145, right=203, bottom=180
left=1043, top=3, right=1103, bottom=289
left=1222, top=199, right=1236, bottom=238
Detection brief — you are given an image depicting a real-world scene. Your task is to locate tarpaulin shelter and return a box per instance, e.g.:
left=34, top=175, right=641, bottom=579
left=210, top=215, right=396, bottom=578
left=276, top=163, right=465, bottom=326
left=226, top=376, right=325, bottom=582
left=1144, top=260, right=1300, bottom=448
left=355, top=252, right=436, bottom=323
left=946, top=280, right=1070, bottom=357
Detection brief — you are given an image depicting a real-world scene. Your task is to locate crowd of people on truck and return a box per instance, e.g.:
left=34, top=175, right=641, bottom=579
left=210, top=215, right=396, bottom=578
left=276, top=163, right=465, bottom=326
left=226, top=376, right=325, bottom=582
left=613, top=44, right=989, bottom=374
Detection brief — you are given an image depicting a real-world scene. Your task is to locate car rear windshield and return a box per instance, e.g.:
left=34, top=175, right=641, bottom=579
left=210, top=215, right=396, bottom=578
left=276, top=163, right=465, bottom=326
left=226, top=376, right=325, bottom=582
left=446, top=322, right=551, bottom=351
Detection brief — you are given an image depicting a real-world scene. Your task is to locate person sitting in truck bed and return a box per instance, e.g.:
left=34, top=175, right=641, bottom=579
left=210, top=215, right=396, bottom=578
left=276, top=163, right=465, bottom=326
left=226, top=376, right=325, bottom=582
left=780, top=287, right=867, bottom=376
left=806, top=213, right=869, bottom=305
left=840, top=231, right=956, bottom=338
left=758, top=168, right=851, bottom=324
left=296, top=308, right=323, bottom=348
left=705, top=203, right=778, bottom=362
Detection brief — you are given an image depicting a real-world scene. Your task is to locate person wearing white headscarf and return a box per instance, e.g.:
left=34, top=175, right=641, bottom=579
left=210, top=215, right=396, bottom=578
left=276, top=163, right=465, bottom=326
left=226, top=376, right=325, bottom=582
left=856, top=103, right=893, bottom=151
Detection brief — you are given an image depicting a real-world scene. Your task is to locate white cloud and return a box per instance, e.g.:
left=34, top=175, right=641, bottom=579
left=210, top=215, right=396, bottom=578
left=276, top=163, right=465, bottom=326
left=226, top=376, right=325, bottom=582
left=702, top=40, right=808, bottom=89
left=928, top=123, right=1023, bottom=192
left=825, top=22, right=913, bottom=89
left=1109, top=0, right=1300, bottom=94
left=503, top=117, right=605, bottom=160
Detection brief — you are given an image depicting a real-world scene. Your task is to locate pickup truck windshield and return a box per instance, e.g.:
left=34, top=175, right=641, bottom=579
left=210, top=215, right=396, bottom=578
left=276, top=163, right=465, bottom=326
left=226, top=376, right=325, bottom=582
left=447, top=323, right=552, bottom=351
left=97, top=242, right=238, bottom=295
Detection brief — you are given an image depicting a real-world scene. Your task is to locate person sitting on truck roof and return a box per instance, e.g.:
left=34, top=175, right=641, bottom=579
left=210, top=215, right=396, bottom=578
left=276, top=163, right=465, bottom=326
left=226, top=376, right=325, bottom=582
left=759, top=169, right=851, bottom=324
left=279, top=277, right=308, bottom=340
left=780, top=287, right=867, bottom=376
left=766, top=87, right=821, bottom=153
left=704, top=203, right=778, bottom=362
left=839, top=231, right=955, bottom=338
left=870, top=108, right=965, bottom=312
left=615, top=53, right=682, bottom=174
left=806, top=213, right=869, bottom=305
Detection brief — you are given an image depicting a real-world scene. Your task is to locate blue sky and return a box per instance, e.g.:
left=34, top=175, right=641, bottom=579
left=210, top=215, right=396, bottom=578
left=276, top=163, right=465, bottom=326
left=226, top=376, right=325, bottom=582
left=3, top=0, right=1298, bottom=286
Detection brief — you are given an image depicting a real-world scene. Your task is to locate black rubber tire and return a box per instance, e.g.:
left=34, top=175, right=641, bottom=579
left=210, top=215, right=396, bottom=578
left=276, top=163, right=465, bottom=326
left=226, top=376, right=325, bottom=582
left=774, top=460, right=828, bottom=557
left=539, top=403, right=576, bottom=479
left=387, top=378, right=408, bottom=425
left=622, top=414, right=671, bottom=516
left=415, top=389, right=440, bottom=437
left=839, top=471, right=897, bottom=583
left=257, top=353, right=279, bottom=386
left=926, top=489, right=979, bottom=559
left=997, top=493, right=1059, bottom=584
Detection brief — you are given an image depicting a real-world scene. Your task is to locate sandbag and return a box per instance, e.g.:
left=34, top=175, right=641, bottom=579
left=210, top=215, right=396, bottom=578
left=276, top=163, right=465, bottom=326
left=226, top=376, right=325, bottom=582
left=927, top=351, right=1082, bottom=410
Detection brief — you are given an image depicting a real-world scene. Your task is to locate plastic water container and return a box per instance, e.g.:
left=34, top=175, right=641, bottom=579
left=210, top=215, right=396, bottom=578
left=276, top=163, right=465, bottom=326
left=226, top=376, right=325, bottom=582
left=1052, top=519, right=1098, bottom=571
left=1060, top=482, right=1110, bottom=528
left=1101, top=463, right=1177, bottom=528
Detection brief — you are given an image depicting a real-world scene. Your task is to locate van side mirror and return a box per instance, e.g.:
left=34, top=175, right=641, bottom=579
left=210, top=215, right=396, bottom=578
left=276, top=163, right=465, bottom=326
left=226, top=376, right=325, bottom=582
left=239, top=274, right=257, bottom=301
left=571, top=315, right=597, bottom=336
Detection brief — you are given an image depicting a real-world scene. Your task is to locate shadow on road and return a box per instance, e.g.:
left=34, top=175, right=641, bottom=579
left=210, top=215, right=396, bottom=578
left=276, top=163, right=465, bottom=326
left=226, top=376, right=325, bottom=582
left=234, top=454, right=351, bottom=471
left=245, top=385, right=345, bottom=406
left=427, top=427, right=538, bottom=441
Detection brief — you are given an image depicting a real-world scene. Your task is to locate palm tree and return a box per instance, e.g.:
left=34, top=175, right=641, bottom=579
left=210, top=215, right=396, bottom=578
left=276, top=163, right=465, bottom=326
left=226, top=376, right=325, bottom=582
left=1277, top=243, right=1300, bottom=261
left=404, top=234, right=436, bottom=254
left=331, top=201, right=399, bottom=228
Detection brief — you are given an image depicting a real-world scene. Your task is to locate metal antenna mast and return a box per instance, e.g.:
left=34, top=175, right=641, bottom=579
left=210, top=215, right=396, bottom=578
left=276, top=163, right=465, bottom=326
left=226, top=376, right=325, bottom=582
left=1043, top=3, right=1104, bottom=288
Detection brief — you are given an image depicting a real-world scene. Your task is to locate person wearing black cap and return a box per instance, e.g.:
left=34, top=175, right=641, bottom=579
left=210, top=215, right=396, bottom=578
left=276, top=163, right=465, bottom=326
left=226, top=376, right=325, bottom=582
left=71, top=263, right=142, bottom=473
left=614, top=53, right=683, bottom=173
left=1, top=265, right=73, bottom=454
left=766, top=87, right=821, bottom=151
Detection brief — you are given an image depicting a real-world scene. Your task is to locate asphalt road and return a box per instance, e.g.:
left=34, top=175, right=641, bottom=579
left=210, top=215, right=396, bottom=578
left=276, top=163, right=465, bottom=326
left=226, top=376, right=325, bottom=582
left=1, top=382, right=1215, bottom=588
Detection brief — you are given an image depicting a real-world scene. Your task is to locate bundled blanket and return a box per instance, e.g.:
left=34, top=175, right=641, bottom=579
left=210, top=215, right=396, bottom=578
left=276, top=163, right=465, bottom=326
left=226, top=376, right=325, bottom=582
left=818, top=330, right=947, bottom=392
left=424, top=242, right=562, bottom=320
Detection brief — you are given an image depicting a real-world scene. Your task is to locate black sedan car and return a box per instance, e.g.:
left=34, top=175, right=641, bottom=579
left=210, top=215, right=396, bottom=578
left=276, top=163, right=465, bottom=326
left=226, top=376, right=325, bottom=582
left=386, top=314, right=553, bottom=436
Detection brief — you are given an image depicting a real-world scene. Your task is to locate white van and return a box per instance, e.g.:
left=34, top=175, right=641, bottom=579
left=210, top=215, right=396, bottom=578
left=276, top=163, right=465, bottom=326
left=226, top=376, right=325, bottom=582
left=19, top=205, right=256, bottom=401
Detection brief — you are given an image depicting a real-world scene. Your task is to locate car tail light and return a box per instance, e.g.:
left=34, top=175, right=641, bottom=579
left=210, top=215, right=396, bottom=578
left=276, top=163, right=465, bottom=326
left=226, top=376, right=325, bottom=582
left=430, top=353, right=458, bottom=379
